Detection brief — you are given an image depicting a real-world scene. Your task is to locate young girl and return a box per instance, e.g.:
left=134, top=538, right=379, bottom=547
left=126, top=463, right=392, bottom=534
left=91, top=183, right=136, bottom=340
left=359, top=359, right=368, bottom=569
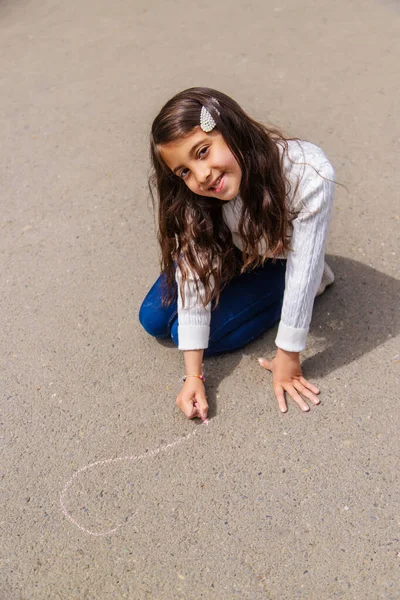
left=139, top=87, right=335, bottom=421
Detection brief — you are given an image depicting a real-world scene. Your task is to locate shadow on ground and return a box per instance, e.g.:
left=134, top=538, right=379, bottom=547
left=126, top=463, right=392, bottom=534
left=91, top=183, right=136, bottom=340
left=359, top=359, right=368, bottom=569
left=212, top=254, right=399, bottom=380
left=154, top=255, right=399, bottom=414
left=301, top=255, right=399, bottom=377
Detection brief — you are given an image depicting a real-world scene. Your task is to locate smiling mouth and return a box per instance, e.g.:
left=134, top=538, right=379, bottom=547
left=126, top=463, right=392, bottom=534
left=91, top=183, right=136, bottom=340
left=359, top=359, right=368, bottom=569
left=209, top=174, right=224, bottom=192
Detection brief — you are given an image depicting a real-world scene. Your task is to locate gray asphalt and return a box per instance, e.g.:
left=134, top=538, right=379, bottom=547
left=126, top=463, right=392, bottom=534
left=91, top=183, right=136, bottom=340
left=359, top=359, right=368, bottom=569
left=1, top=0, right=399, bottom=598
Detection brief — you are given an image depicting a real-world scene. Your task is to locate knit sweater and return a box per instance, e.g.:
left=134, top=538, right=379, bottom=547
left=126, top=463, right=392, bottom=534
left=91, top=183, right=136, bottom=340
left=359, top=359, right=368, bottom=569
left=176, top=139, right=335, bottom=353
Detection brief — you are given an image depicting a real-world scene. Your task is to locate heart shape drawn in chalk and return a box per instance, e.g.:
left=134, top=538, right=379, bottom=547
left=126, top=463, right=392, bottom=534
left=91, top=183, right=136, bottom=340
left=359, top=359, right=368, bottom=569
left=60, top=428, right=201, bottom=537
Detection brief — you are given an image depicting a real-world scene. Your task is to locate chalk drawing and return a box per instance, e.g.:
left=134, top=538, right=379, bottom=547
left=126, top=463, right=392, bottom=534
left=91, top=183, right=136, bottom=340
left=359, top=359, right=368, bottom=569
left=60, top=424, right=206, bottom=537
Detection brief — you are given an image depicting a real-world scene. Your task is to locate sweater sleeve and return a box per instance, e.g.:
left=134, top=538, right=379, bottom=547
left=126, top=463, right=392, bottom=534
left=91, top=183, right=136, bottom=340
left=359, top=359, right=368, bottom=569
left=275, top=160, right=335, bottom=352
left=175, top=262, right=212, bottom=350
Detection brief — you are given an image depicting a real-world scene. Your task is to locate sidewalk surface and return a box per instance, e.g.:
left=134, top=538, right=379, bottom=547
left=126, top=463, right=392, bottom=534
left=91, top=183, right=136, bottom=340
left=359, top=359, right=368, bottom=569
left=1, top=0, right=399, bottom=598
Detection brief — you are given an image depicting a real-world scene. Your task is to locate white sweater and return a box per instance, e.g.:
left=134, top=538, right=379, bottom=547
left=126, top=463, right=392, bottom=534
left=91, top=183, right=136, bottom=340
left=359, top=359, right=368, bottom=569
left=176, top=140, right=335, bottom=352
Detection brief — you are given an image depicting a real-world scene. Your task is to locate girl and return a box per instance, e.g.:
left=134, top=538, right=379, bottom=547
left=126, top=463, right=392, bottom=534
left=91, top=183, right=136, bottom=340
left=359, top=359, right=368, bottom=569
left=139, top=87, right=335, bottom=420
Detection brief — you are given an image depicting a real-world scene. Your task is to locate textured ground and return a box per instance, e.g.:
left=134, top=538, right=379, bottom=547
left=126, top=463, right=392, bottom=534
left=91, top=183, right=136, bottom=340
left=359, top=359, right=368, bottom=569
left=1, top=0, right=399, bottom=598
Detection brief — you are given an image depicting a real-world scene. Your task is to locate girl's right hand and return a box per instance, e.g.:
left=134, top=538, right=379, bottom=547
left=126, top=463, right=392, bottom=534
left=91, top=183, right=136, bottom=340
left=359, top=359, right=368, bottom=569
left=176, top=378, right=208, bottom=420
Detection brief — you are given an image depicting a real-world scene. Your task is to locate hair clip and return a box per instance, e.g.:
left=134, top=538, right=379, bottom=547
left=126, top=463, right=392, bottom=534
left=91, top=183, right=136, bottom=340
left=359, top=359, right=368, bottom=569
left=200, top=106, right=216, bottom=133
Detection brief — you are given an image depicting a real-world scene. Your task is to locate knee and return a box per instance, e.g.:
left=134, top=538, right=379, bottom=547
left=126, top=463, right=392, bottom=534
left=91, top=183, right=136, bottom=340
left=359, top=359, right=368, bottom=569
left=139, top=301, right=167, bottom=338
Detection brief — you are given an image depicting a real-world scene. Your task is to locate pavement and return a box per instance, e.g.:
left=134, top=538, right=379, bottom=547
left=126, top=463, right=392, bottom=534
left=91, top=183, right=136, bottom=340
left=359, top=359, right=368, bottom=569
left=1, top=0, right=399, bottom=598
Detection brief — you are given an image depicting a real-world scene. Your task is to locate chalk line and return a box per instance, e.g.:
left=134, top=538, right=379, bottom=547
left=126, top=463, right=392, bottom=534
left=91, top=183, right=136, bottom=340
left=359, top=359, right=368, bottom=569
left=60, top=427, right=203, bottom=537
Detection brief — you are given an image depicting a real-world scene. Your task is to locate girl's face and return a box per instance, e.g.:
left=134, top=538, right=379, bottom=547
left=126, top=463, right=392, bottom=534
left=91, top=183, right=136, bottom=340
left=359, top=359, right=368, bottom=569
left=159, top=127, right=242, bottom=201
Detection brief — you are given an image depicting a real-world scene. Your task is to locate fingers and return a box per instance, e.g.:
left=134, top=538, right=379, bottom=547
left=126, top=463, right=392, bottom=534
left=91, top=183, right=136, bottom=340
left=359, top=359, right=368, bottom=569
left=275, top=382, right=318, bottom=413
left=274, top=385, right=288, bottom=413
left=293, top=379, right=320, bottom=406
left=299, top=376, right=320, bottom=395
left=258, top=357, right=272, bottom=372
left=287, top=385, right=310, bottom=412
left=177, top=396, right=197, bottom=419
left=194, top=395, right=209, bottom=420
left=176, top=389, right=209, bottom=421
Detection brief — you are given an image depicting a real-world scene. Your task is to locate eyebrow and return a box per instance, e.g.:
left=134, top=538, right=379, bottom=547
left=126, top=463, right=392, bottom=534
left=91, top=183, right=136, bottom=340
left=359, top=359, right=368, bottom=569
left=172, top=138, right=209, bottom=174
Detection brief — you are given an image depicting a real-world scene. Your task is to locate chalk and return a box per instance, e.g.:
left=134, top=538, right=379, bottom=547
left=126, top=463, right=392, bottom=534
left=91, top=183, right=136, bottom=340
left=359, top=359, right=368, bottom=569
left=60, top=421, right=208, bottom=537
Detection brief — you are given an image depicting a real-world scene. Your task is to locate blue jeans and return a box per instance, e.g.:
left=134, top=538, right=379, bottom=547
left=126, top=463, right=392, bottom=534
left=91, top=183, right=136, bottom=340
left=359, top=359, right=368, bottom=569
left=139, top=258, right=286, bottom=356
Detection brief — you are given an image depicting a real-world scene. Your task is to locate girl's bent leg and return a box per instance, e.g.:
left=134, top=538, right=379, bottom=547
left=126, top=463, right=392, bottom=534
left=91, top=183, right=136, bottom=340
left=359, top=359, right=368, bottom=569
left=170, top=259, right=286, bottom=354
left=205, top=299, right=283, bottom=356
left=139, top=272, right=177, bottom=339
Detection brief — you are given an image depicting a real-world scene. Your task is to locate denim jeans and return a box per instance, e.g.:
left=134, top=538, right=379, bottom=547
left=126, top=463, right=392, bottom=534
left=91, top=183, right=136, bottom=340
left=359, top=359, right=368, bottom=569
left=139, top=258, right=287, bottom=356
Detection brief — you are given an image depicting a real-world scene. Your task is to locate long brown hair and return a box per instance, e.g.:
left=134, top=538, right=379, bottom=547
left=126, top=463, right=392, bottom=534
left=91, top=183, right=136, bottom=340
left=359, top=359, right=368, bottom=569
left=149, top=87, right=296, bottom=307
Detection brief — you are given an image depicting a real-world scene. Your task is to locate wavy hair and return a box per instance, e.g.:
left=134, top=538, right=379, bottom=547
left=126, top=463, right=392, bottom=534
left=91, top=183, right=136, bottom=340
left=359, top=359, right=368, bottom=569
left=149, top=87, right=297, bottom=307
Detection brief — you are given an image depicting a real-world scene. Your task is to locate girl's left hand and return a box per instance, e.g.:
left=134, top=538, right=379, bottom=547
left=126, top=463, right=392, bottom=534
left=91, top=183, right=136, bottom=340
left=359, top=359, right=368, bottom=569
left=258, top=348, right=320, bottom=413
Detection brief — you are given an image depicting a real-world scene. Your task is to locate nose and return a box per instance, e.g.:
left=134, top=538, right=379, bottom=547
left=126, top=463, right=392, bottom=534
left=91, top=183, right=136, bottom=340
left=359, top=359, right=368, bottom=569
left=194, top=163, right=211, bottom=185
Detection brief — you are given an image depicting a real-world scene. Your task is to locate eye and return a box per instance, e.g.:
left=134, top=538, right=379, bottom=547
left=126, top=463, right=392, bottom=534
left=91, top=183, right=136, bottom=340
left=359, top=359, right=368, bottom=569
left=179, top=168, right=189, bottom=179
left=198, top=146, right=209, bottom=158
